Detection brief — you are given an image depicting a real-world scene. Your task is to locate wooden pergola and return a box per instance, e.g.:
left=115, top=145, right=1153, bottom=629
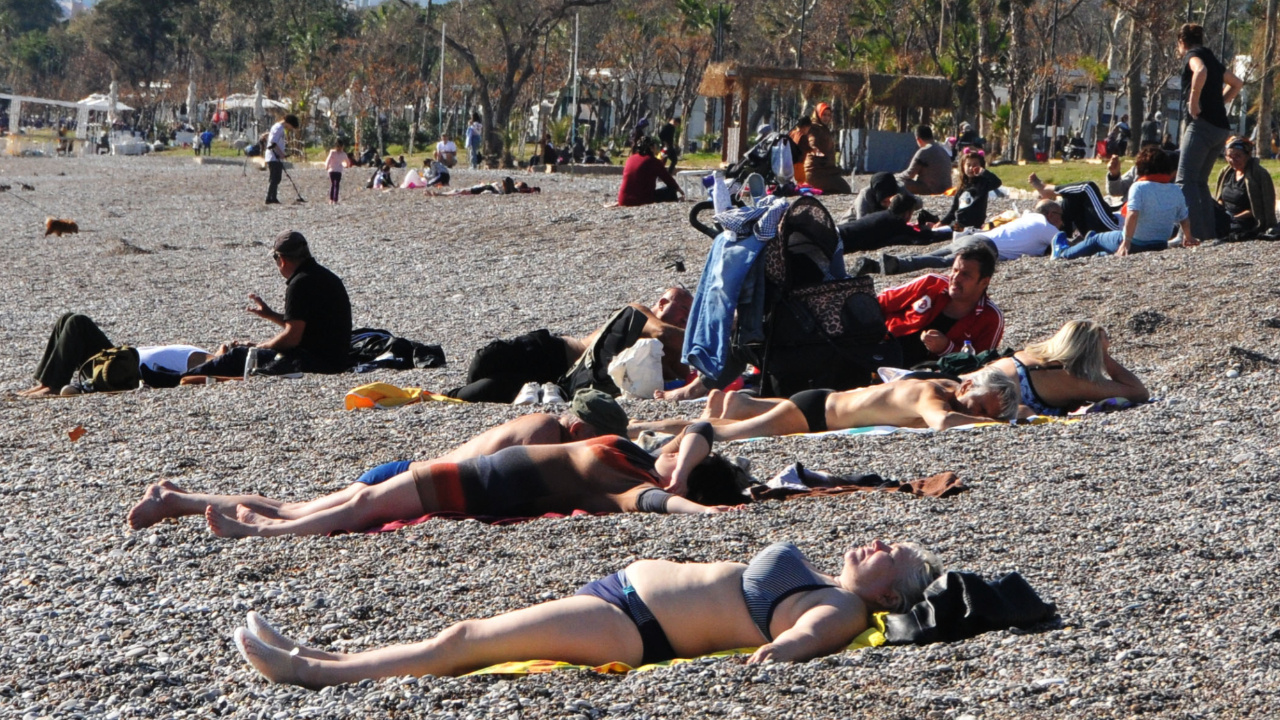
left=698, top=64, right=954, bottom=161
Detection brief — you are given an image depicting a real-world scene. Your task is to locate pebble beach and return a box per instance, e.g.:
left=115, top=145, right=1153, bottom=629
left=1, top=154, right=1278, bottom=719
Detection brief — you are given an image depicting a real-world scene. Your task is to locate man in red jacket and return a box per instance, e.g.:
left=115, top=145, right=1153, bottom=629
left=877, top=244, right=1003, bottom=367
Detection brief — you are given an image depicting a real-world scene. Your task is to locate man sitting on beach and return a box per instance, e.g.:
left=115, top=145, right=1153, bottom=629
left=877, top=245, right=1004, bottom=368
left=127, top=389, right=630, bottom=530
left=879, top=200, right=1064, bottom=275
left=896, top=125, right=953, bottom=196
left=448, top=287, right=693, bottom=403
left=435, top=132, right=458, bottom=168
left=635, top=368, right=1019, bottom=448
left=185, top=230, right=353, bottom=377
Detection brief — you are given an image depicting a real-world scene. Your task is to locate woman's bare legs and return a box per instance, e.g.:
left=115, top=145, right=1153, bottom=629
left=206, top=470, right=426, bottom=538
left=237, top=596, right=643, bottom=688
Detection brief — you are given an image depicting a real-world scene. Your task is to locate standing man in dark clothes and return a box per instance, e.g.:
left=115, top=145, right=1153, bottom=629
left=658, top=117, right=681, bottom=172
left=264, top=114, right=299, bottom=205
left=187, top=230, right=353, bottom=377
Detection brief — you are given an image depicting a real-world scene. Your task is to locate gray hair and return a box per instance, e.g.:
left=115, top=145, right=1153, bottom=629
left=1033, top=199, right=1062, bottom=216
left=968, top=366, right=1021, bottom=421
left=891, top=542, right=944, bottom=613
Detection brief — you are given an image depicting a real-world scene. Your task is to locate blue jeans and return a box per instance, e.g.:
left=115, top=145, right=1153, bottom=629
left=1060, top=230, right=1167, bottom=259
left=1176, top=117, right=1231, bottom=240
left=682, top=230, right=767, bottom=386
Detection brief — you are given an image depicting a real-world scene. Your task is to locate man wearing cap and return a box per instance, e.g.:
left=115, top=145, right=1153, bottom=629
left=897, top=124, right=953, bottom=196
left=185, top=230, right=352, bottom=377
left=264, top=114, right=300, bottom=205
left=127, top=389, right=628, bottom=530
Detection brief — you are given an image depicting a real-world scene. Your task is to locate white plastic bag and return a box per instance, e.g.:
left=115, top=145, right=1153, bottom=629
left=607, top=338, right=665, bottom=400
left=400, top=168, right=425, bottom=189
left=771, top=141, right=794, bottom=183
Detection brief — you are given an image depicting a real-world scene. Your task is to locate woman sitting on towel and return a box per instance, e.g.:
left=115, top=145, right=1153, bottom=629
left=235, top=539, right=943, bottom=687
left=973, top=319, right=1149, bottom=418
left=171, top=421, right=750, bottom=539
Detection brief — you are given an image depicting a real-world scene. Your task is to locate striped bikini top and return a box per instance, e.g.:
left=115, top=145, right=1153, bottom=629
left=741, top=542, right=833, bottom=641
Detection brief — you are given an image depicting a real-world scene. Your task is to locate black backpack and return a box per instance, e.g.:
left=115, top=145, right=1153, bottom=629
left=556, top=306, right=649, bottom=397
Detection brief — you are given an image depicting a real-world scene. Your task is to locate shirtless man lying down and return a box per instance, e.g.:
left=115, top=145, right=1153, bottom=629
left=634, top=368, right=1020, bottom=443
left=128, top=389, right=629, bottom=530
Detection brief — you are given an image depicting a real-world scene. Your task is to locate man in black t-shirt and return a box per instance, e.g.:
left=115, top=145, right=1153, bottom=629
left=187, top=230, right=353, bottom=377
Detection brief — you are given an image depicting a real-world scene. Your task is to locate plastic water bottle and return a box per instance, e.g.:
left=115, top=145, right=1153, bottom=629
left=962, top=340, right=976, bottom=357
left=243, top=348, right=258, bottom=380
left=710, top=171, right=731, bottom=214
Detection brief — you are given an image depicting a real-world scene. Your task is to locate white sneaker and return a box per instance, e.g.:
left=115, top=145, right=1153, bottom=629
left=513, top=381, right=542, bottom=405
left=540, top=383, right=566, bottom=404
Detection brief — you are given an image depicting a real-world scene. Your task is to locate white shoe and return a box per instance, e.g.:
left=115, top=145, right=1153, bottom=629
left=540, top=383, right=566, bottom=404
left=513, top=381, right=541, bottom=405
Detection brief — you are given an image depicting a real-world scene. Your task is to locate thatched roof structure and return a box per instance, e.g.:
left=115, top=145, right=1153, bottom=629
left=698, top=64, right=952, bottom=109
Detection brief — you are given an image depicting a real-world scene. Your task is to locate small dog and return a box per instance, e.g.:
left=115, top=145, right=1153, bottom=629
left=44, top=217, right=79, bottom=237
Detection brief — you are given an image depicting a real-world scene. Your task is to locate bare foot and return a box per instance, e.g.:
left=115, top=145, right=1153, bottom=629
left=1027, top=173, right=1055, bottom=200
left=236, top=505, right=285, bottom=526
left=20, top=386, right=55, bottom=398
left=247, top=612, right=342, bottom=661
left=206, top=505, right=259, bottom=538
left=17, top=383, right=49, bottom=397
left=654, top=380, right=710, bottom=402
left=234, top=627, right=316, bottom=688
left=127, top=480, right=189, bottom=530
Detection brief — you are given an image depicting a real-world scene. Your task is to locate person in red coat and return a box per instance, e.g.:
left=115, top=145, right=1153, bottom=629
left=616, top=136, right=683, bottom=206
left=877, top=243, right=1004, bottom=367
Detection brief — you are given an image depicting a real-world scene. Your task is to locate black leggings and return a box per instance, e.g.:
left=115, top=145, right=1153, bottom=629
left=788, top=389, right=833, bottom=432
left=448, top=330, right=572, bottom=403
left=1054, top=182, right=1121, bottom=236
left=329, top=172, right=342, bottom=202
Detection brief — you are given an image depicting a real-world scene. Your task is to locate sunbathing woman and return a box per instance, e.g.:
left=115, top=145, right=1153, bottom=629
left=235, top=538, right=943, bottom=687
left=972, top=319, right=1149, bottom=418
left=191, top=423, right=748, bottom=538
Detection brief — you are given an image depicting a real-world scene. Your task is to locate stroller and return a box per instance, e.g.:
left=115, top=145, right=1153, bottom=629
left=700, top=196, right=902, bottom=396
left=689, top=131, right=799, bottom=237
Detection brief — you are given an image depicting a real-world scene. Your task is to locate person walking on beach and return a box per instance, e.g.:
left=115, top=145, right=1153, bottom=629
left=264, top=114, right=299, bottom=205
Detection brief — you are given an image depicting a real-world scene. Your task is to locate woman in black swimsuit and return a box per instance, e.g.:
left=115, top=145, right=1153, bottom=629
left=235, top=539, right=942, bottom=687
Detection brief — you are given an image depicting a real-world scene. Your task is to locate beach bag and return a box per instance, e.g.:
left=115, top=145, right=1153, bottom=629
left=607, top=338, right=664, bottom=400
left=557, top=306, right=649, bottom=397
left=77, top=346, right=141, bottom=392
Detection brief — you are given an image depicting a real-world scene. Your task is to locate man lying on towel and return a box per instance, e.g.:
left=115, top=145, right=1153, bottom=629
left=635, top=368, right=1019, bottom=442
left=127, top=389, right=629, bottom=530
